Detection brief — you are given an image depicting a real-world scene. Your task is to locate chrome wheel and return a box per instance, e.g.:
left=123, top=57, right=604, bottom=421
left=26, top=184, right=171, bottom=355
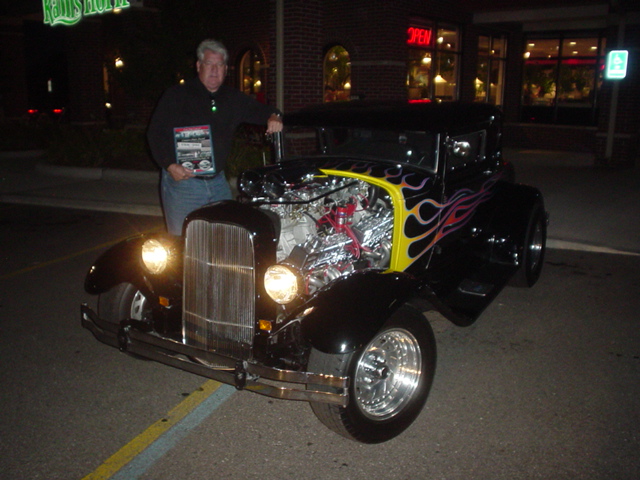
left=98, top=282, right=150, bottom=324
left=130, top=290, right=148, bottom=320
left=527, top=215, right=544, bottom=274
left=308, top=305, right=436, bottom=443
left=354, top=328, right=421, bottom=420
left=512, top=202, right=546, bottom=288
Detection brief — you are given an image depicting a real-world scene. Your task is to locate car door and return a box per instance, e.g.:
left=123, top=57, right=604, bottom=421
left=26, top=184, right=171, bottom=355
left=424, top=128, right=499, bottom=292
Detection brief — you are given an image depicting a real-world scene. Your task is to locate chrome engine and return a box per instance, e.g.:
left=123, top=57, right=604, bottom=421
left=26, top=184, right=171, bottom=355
left=255, top=177, right=393, bottom=295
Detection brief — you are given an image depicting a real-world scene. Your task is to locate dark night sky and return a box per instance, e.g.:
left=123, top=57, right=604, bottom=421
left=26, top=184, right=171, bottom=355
left=0, top=0, right=43, bottom=16
left=0, top=0, right=620, bottom=17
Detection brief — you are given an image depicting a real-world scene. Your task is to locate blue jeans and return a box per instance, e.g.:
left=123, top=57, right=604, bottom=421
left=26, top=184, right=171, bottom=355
left=161, top=169, right=232, bottom=235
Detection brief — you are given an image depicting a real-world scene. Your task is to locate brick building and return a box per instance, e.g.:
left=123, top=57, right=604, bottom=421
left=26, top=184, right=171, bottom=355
left=1, top=0, right=639, bottom=164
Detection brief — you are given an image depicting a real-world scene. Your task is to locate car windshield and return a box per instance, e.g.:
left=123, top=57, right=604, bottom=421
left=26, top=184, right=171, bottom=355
left=282, top=126, right=438, bottom=172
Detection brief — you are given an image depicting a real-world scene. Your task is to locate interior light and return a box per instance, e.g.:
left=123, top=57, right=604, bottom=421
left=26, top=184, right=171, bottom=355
left=115, top=57, right=124, bottom=69
left=434, top=74, right=446, bottom=83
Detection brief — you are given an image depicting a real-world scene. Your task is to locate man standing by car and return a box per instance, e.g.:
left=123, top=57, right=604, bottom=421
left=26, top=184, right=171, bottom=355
left=148, top=39, right=283, bottom=235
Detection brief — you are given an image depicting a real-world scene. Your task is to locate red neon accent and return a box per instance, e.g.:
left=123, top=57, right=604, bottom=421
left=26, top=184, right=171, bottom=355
left=409, top=99, right=431, bottom=104
left=52, top=108, right=63, bottom=114
left=407, top=27, right=432, bottom=47
left=28, top=109, right=38, bottom=115
left=563, top=58, right=596, bottom=65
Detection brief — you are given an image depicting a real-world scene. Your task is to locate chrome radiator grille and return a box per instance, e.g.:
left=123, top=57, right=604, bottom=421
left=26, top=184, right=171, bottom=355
left=182, top=219, right=256, bottom=360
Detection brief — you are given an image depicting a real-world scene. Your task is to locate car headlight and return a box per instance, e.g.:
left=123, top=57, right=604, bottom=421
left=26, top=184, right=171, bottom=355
left=264, top=265, right=300, bottom=304
left=141, top=238, right=170, bottom=274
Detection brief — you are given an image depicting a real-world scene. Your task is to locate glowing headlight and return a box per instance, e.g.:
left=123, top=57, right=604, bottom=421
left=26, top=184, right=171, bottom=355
left=264, top=265, right=300, bottom=304
left=141, top=239, right=169, bottom=274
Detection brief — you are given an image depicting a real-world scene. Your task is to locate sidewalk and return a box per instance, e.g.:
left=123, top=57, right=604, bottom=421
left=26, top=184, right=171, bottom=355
left=1, top=149, right=639, bottom=255
left=0, top=151, right=162, bottom=217
left=508, top=148, right=640, bottom=256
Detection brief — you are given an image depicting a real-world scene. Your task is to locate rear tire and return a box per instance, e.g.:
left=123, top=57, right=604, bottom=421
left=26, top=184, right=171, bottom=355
left=512, top=203, right=546, bottom=287
left=308, top=305, right=436, bottom=443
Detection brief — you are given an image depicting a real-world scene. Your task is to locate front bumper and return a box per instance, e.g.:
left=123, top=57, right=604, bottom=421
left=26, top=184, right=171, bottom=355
left=81, top=304, right=348, bottom=407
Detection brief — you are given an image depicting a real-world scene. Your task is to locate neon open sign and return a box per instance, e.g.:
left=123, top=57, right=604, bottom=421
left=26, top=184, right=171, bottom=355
left=43, top=0, right=131, bottom=26
left=407, top=27, right=433, bottom=47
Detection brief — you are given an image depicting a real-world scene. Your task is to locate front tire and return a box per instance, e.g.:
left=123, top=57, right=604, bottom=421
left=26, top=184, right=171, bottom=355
left=98, top=282, right=150, bottom=324
left=308, top=305, right=436, bottom=443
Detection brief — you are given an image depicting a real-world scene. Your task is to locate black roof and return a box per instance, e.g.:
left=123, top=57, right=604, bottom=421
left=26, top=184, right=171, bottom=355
left=284, top=101, right=502, bottom=133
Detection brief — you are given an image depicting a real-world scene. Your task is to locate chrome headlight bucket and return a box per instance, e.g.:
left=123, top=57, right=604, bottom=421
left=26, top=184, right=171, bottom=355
left=264, top=264, right=301, bottom=304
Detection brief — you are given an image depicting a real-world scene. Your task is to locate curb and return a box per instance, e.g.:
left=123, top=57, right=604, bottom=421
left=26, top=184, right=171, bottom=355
left=35, top=162, right=159, bottom=184
left=547, top=238, right=640, bottom=257
left=0, top=150, right=46, bottom=160
left=0, top=193, right=163, bottom=217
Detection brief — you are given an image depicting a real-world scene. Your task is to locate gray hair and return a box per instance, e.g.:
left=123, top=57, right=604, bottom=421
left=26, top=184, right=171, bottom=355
left=197, top=39, right=229, bottom=64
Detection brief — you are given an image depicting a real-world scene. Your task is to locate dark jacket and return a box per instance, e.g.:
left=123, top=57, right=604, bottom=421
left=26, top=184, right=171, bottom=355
left=147, top=77, right=278, bottom=172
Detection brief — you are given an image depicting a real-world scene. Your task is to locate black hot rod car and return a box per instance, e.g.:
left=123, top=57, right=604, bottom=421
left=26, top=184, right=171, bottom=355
left=82, top=101, right=546, bottom=443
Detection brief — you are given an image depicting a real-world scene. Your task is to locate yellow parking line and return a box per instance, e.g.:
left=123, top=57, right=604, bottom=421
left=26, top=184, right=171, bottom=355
left=82, top=380, right=223, bottom=480
left=0, top=230, right=159, bottom=281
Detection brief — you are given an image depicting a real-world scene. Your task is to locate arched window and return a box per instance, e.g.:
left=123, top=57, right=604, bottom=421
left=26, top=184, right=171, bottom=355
left=239, top=49, right=264, bottom=102
left=323, top=45, right=351, bottom=103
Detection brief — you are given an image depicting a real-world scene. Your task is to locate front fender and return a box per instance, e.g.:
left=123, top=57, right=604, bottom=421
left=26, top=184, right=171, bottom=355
left=84, top=236, right=149, bottom=295
left=299, top=271, right=418, bottom=354
left=84, top=233, right=184, bottom=297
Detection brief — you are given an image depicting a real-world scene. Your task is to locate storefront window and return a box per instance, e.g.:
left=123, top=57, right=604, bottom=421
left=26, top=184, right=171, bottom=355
left=407, top=21, right=460, bottom=102
left=476, top=35, right=506, bottom=105
left=239, top=50, right=264, bottom=102
left=323, top=45, right=351, bottom=103
left=522, top=34, right=605, bottom=125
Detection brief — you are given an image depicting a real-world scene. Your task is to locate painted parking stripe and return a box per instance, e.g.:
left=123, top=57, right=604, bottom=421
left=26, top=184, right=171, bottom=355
left=82, top=380, right=235, bottom=480
left=0, top=230, right=160, bottom=281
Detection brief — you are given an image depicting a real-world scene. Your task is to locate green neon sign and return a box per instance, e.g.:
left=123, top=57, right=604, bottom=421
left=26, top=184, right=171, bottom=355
left=605, top=50, right=629, bottom=80
left=43, top=0, right=131, bottom=27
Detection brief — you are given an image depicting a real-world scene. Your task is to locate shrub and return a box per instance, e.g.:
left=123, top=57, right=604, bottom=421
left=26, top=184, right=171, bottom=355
left=225, top=124, right=274, bottom=178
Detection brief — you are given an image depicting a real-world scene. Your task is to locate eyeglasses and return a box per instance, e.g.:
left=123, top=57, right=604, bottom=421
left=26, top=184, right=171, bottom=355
left=210, top=98, right=217, bottom=113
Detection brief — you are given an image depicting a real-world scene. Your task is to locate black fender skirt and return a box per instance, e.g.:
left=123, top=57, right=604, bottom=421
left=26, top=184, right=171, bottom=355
left=299, top=270, right=419, bottom=354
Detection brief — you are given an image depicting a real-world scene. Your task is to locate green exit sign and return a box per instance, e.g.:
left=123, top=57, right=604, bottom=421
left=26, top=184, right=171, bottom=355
left=605, top=50, right=629, bottom=80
